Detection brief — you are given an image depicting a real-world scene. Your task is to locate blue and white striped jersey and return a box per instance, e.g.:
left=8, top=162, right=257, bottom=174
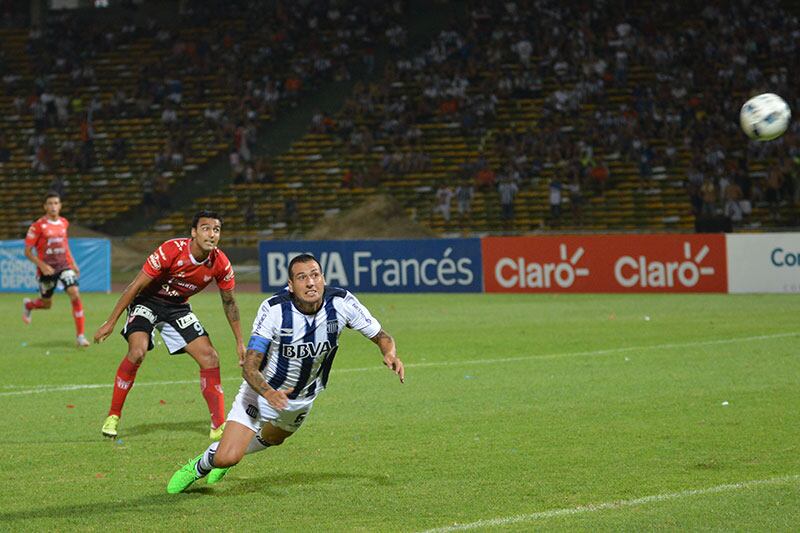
left=247, top=287, right=381, bottom=400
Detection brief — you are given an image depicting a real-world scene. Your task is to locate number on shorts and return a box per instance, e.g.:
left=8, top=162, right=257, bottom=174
left=193, top=322, right=205, bottom=335
left=61, top=269, right=77, bottom=285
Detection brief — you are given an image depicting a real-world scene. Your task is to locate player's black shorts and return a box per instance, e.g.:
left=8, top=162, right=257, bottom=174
left=121, top=296, right=209, bottom=354
left=38, top=268, right=79, bottom=298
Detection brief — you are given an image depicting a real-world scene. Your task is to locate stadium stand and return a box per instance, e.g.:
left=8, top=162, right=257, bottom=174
left=140, top=0, right=800, bottom=242
left=3, top=0, right=798, bottom=242
left=0, top=0, right=402, bottom=240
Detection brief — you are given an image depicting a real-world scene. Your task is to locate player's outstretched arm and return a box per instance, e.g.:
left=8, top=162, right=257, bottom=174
left=370, top=329, right=405, bottom=383
left=242, top=347, right=292, bottom=409
left=219, top=288, right=246, bottom=366
left=93, top=270, right=152, bottom=343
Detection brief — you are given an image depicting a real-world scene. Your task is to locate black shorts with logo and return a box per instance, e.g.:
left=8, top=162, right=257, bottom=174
left=39, top=268, right=79, bottom=298
left=121, top=296, right=209, bottom=354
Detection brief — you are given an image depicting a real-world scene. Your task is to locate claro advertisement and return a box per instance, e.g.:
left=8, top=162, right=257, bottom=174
left=482, top=234, right=728, bottom=293
left=259, top=239, right=483, bottom=293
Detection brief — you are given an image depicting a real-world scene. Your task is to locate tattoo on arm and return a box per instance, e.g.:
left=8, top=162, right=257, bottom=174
left=221, top=290, right=240, bottom=323
left=242, top=348, right=269, bottom=395
left=370, top=329, right=393, bottom=345
left=371, top=329, right=397, bottom=359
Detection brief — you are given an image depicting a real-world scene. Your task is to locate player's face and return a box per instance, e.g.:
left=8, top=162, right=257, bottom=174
left=288, top=260, right=325, bottom=308
left=191, top=217, right=222, bottom=252
left=44, top=197, right=61, bottom=219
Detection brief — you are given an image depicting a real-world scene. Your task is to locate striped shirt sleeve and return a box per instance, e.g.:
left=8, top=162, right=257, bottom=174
left=342, top=291, right=381, bottom=338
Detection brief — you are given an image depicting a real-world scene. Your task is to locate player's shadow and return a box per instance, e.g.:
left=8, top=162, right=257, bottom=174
left=0, top=471, right=395, bottom=524
left=123, top=419, right=209, bottom=438
left=26, top=339, right=78, bottom=350
left=204, top=470, right=394, bottom=496
left=0, top=493, right=178, bottom=525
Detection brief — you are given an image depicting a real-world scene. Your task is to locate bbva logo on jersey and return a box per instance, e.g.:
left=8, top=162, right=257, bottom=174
left=281, top=340, right=334, bottom=359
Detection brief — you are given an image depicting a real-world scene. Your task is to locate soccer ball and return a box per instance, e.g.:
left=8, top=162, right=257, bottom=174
left=739, top=93, right=791, bottom=141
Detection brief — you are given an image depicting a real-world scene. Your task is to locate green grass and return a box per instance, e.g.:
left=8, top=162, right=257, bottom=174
left=1, top=292, right=799, bottom=531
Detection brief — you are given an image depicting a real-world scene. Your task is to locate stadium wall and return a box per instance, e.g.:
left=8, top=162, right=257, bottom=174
left=726, top=233, right=800, bottom=293
left=259, top=239, right=483, bottom=293
left=0, top=238, right=111, bottom=293
left=260, top=234, right=800, bottom=294
left=482, top=234, right=727, bottom=293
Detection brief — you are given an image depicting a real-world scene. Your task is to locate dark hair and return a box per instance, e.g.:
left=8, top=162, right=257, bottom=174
left=288, top=253, right=321, bottom=280
left=191, top=209, right=222, bottom=229
left=44, top=191, right=61, bottom=202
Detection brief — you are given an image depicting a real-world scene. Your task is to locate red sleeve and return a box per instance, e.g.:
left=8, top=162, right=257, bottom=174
left=24, top=221, right=40, bottom=250
left=142, top=242, right=172, bottom=278
left=215, top=252, right=236, bottom=291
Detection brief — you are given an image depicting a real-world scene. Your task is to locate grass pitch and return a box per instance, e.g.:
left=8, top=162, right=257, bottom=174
left=0, top=291, right=798, bottom=531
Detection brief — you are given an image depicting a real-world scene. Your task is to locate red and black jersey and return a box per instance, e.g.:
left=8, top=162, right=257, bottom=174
left=139, top=238, right=235, bottom=304
left=24, top=216, right=75, bottom=276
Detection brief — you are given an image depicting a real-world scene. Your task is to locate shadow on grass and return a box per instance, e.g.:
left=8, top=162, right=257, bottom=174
left=25, top=339, right=78, bottom=350
left=123, top=419, right=209, bottom=438
left=0, top=470, right=394, bottom=523
left=220, top=469, right=394, bottom=496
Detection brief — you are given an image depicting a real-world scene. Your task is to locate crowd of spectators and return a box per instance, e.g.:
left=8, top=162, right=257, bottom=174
left=5, top=0, right=800, bottom=233
left=303, top=0, right=800, bottom=230
left=3, top=0, right=406, bottom=221
left=648, top=2, right=800, bottom=226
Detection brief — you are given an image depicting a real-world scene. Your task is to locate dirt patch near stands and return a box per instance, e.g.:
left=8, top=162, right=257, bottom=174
left=306, top=194, right=435, bottom=239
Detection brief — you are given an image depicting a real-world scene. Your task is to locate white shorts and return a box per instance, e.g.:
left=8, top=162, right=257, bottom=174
left=227, top=380, right=314, bottom=434
left=156, top=322, right=199, bottom=355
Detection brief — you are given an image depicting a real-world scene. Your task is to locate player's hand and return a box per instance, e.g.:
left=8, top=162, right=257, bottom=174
left=262, top=387, right=293, bottom=410
left=93, top=321, right=114, bottom=344
left=41, top=264, right=55, bottom=276
left=236, top=341, right=246, bottom=367
left=72, top=264, right=80, bottom=277
left=383, top=354, right=405, bottom=383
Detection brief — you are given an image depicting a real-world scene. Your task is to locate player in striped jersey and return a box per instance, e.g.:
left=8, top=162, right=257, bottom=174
left=167, top=253, right=404, bottom=493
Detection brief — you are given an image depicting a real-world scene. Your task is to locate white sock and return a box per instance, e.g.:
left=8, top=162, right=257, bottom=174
left=195, top=441, right=219, bottom=477
left=245, top=433, right=272, bottom=455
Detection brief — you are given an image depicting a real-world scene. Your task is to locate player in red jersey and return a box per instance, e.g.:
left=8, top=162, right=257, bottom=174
left=22, top=192, right=90, bottom=347
left=93, top=210, right=247, bottom=440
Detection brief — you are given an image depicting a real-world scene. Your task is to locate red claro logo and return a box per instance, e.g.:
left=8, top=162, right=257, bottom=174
left=614, top=242, right=715, bottom=288
left=495, top=244, right=589, bottom=288
left=483, top=235, right=726, bottom=293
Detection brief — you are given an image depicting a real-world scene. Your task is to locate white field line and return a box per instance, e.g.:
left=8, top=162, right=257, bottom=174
left=383, top=332, right=798, bottom=371
left=419, top=474, right=800, bottom=532
left=0, top=379, right=203, bottom=396
left=1, top=332, right=795, bottom=397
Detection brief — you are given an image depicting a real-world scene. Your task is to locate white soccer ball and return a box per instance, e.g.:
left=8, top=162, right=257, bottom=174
left=739, top=93, right=791, bottom=141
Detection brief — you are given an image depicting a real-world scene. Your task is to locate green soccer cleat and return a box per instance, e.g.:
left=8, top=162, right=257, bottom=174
left=101, top=415, right=119, bottom=438
left=206, top=467, right=231, bottom=485
left=167, top=454, right=204, bottom=494
left=209, top=422, right=225, bottom=441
